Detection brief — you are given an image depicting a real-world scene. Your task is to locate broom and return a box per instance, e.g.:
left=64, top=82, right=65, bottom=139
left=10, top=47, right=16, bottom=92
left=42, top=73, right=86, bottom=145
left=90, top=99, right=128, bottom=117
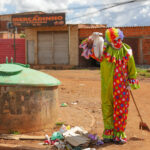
left=121, top=68, right=150, bottom=132
left=129, top=90, right=150, bottom=131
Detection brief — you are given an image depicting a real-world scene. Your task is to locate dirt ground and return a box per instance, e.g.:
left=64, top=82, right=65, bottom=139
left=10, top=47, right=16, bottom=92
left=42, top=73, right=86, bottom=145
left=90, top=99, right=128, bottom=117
left=0, top=69, right=150, bottom=150
left=48, top=69, right=150, bottom=150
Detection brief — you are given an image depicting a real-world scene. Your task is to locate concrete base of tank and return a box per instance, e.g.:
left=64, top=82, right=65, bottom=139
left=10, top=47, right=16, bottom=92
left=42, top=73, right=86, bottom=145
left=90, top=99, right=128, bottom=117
left=0, top=86, right=58, bottom=133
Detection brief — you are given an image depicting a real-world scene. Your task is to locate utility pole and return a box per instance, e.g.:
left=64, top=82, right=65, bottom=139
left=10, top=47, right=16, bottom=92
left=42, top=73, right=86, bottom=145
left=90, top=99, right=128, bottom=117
left=7, top=22, right=17, bottom=63
left=13, top=26, right=16, bottom=63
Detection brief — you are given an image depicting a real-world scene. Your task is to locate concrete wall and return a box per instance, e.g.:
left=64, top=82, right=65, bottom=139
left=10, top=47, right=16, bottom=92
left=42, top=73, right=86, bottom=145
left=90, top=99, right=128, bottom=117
left=25, top=25, right=79, bottom=66
left=25, top=28, right=37, bottom=64
left=69, top=25, right=79, bottom=66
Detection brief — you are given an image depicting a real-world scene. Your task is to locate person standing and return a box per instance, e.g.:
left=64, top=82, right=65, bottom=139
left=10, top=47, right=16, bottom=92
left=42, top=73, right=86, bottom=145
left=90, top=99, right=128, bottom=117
left=100, top=28, right=140, bottom=144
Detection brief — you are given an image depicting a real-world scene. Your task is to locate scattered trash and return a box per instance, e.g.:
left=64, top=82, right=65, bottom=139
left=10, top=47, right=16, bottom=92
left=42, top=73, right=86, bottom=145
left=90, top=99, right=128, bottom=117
left=44, top=134, right=59, bottom=145
left=63, top=126, right=88, bottom=137
left=66, top=125, right=71, bottom=130
left=60, top=124, right=71, bottom=134
left=44, top=139, right=59, bottom=145
left=61, top=103, right=68, bottom=107
left=60, top=125, right=67, bottom=134
left=44, top=134, right=50, bottom=144
left=71, top=102, right=78, bottom=105
left=73, top=146, right=82, bottom=150
left=71, top=101, right=79, bottom=105
left=96, top=139, right=104, bottom=145
left=51, top=132, right=64, bottom=140
left=43, top=126, right=104, bottom=149
left=54, top=141, right=66, bottom=149
left=65, top=144, right=74, bottom=150
left=88, top=134, right=97, bottom=141
left=65, top=135, right=90, bottom=147
left=88, top=134, right=104, bottom=146
left=63, top=126, right=89, bottom=147
left=44, top=140, right=50, bottom=145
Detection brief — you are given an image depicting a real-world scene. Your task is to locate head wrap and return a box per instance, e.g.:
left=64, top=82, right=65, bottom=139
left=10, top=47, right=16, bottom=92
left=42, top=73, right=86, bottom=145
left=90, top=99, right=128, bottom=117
left=105, top=28, right=124, bottom=43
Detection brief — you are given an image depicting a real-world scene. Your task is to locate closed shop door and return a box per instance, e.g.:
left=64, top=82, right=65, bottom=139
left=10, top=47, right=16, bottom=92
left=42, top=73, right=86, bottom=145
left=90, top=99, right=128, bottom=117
left=54, top=32, right=69, bottom=64
left=37, top=31, right=69, bottom=65
left=38, top=32, right=53, bottom=64
left=27, top=40, right=34, bottom=64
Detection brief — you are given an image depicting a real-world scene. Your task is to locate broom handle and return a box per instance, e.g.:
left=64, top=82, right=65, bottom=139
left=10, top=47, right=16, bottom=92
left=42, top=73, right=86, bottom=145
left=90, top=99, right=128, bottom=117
left=121, top=67, right=144, bottom=123
left=129, top=90, right=143, bottom=123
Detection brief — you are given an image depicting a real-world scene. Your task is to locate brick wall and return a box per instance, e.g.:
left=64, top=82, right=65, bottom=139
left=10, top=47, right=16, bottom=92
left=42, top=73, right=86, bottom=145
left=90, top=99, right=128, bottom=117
left=79, top=26, right=150, bottom=65
left=142, top=38, right=150, bottom=64
left=79, top=26, right=150, bottom=38
left=123, top=38, right=139, bottom=64
left=79, top=28, right=105, bottom=39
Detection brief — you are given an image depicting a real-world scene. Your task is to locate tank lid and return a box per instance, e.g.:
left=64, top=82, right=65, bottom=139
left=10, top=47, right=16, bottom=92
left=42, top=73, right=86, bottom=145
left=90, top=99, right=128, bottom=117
left=0, top=63, right=61, bottom=86
left=0, top=64, right=22, bottom=75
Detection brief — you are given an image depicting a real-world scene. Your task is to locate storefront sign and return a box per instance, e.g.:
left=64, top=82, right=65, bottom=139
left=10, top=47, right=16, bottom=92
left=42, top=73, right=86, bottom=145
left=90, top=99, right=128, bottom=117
left=12, top=13, right=65, bottom=27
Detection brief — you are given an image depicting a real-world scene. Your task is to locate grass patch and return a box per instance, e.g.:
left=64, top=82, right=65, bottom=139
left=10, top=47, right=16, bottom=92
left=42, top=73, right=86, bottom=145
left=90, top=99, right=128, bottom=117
left=137, top=65, right=150, bottom=78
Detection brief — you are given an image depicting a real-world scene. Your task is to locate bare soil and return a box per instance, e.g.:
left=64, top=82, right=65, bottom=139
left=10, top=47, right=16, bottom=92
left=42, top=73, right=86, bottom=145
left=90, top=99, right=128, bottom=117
left=0, top=69, right=150, bottom=150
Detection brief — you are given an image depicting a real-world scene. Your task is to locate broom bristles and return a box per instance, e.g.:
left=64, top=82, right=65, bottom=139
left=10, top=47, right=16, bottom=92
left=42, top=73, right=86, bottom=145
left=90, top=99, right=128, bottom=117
left=139, top=122, right=150, bottom=131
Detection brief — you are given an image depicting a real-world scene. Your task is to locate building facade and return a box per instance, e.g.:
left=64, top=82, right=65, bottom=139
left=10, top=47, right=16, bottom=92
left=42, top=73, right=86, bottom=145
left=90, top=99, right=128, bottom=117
left=79, top=26, right=150, bottom=65
left=1, top=11, right=150, bottom=66
left=25, top=25, right=79, bottom=66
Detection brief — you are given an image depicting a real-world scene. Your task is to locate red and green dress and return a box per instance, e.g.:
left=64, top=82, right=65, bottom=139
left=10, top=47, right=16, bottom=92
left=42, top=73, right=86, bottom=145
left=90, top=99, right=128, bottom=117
left=100, top=42, right=140, bottom=141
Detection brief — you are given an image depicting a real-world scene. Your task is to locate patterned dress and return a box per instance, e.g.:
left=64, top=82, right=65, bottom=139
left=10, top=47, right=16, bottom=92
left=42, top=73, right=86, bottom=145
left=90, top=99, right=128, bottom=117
left=100, top=42, right=140, bottom=141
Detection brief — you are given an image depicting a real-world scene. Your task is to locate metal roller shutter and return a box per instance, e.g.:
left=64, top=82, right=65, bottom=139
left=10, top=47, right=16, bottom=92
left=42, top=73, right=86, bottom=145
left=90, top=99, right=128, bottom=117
left=54, top=32, right=69, bottom=64
left=38, top=32, right=53, bottom=64
left=27, top=40, right=34, bottom=64
left=37, top=31, right=69, bottom=65
left=0, top=39, right=25, bottom=64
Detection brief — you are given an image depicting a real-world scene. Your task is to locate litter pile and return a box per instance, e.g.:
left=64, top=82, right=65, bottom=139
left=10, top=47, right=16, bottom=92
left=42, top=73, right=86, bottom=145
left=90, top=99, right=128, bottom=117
left=43, top=125, right=104, bottom=150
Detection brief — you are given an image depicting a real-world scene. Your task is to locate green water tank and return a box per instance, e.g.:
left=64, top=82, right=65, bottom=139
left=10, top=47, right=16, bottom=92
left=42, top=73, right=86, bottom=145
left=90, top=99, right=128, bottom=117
left=0, top=63, right=61, bottom=133
left=0, top=63, right=61, bottom=86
